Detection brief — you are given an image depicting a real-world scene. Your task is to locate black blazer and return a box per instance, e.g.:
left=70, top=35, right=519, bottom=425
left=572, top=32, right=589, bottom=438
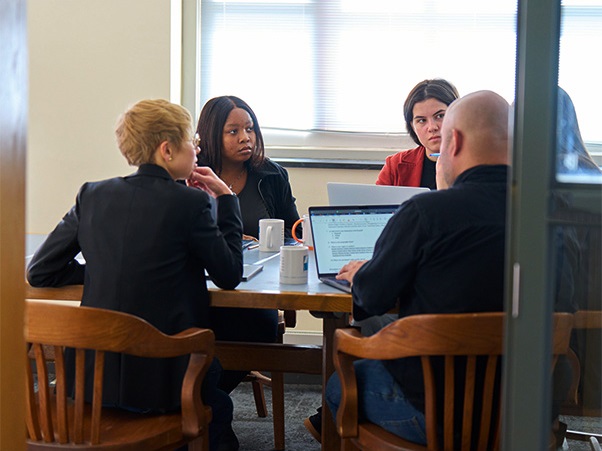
left=27, top=164, right=243, bottom=410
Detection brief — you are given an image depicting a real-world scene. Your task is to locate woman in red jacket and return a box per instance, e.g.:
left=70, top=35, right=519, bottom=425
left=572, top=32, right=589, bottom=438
left=377, top=79, right=459, bottom=189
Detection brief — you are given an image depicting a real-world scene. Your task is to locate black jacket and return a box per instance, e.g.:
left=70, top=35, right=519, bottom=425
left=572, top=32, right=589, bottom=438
left=27, top=163, right=243, bottom=410
left=352, top=165, right=509, bottom=412
left=252, top=159, right=300, bottom=238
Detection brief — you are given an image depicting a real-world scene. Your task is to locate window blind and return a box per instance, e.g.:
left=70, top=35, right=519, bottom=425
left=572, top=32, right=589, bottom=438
left=198, top=0, right=601, bottom=153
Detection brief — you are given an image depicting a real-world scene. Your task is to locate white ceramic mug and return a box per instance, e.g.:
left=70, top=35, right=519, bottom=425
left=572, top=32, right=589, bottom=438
left=279, top=245, right=309, bottom=284
left=292, top=214, right=313, bottom=250
left=258, top=218, right=284, bottom=252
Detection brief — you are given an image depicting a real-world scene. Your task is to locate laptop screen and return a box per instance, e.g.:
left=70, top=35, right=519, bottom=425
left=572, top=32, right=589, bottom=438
left=327, top=182, right=428, bottom=206
left=309, top=205, right=399, bottom=276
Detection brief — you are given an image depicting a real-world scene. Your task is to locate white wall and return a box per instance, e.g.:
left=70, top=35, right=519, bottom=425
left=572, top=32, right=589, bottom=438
left=27, top=0, right=382, bottom=337
left=281, top=167, right=379, bottom=341
left=28, top=0, right=172, bottom=233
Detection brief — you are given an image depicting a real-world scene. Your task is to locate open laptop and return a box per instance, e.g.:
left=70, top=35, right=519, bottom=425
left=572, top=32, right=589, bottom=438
left=309, top=204, right=399, bottom=293
left=327, top=182, right=428, bottom=206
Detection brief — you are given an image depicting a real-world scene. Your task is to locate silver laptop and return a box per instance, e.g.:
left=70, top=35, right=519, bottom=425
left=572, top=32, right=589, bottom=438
left=308, top=205, right=399, bottom=293
left=327, top=182, right=428, bottom=206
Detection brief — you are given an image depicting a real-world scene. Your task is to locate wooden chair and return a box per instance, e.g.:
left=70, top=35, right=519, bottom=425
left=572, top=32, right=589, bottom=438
left=240, top=309, right=296, bottom=451
left=560, top=310, right=602, bottom=443
left=333, top=312, right=574, bottom=451
left=25, top=300, right=214, bottom=450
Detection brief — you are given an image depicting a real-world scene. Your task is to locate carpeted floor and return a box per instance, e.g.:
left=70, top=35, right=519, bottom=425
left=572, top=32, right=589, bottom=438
left=229, top=383, right=602, bottom=451
left=559, top=415, right=602, bottom=450
left=33, top=370, right=601, bottom=450
left=230, top=383, right=322, bottom=451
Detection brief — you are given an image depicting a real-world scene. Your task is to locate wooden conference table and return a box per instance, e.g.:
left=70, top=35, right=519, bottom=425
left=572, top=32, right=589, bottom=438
left=25, top=243, right=353, bottom=451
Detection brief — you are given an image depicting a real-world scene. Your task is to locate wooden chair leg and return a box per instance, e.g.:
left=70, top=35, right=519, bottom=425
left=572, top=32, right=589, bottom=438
left=341, top=438, right=361, bottom=450
left=241, top=313, right=290, bottom=450
left=271, top=371, right=285, bottom=450
left=251, top=383, right=268, bottom=418
left=244, top=369, right=285, bottom=449
left=247, top=371, right=269, bottom=418
left=186, top=435, right=206, bottom=451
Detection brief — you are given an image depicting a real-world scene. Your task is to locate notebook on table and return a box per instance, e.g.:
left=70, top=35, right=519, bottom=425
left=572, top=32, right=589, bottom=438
left=327, top=182, right=428, bottom=206
left=308, top=205, right=399, bottom=293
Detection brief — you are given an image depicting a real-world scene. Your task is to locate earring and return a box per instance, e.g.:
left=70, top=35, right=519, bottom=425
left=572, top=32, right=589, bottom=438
left=169, top=157, right=173, bottom=161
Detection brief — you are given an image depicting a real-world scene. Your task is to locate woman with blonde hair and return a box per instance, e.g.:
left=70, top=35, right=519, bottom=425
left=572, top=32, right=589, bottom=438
left=28, top=99, right=243, bottom=450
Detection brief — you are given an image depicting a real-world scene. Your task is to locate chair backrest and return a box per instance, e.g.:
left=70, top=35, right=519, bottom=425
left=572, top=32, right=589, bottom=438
left=24, top=300, right=215, bottom=448
left=563, top=310, right=602, bottom=413
left=334, top=312, right=574, bottom=451
left=573, top=310, right=602, bottom=330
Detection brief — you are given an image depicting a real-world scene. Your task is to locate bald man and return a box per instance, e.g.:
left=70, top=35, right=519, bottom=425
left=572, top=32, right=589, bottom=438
left=436, top=90, right=510, bottom=189
left=326, top=90, right=511, bottom=445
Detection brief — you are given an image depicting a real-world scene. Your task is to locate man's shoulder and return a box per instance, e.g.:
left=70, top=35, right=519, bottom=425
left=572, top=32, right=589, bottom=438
left=406, top=173, right=508, bottom=226
left=404, top=187, right=450, bottom=208
left=400, top=185, right=483, bottom=220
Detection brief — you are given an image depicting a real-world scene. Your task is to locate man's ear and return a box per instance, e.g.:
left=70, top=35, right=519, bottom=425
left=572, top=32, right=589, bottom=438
left=450, top=129, right=463, bottom=157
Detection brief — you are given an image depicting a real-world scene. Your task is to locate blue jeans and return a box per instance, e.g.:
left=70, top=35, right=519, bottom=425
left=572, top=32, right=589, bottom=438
left=326, top=359, right=427, bottom=445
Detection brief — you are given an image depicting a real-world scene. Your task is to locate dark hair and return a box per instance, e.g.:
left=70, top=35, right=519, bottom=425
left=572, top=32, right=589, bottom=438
left=196, top=96, right=265, bottom=174
left=403, top=79, right=460, bottom=146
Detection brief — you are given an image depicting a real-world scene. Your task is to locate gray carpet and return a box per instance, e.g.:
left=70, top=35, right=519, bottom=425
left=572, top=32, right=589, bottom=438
left=559, top=415, right=602, bottom=450
left=229, top=383, right=602, bottom=451
left=230, top=383, right=322, bottom=451
left=34, top=371, right=601, bottom=449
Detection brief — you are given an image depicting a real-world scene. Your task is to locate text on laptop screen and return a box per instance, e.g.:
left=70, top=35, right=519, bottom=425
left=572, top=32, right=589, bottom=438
left=310, top=206, right=397, bottom=274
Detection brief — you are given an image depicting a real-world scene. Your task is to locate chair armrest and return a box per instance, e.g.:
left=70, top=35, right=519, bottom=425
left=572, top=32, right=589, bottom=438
left=335, top=327, right=363, bottom=341
left=173, top=327, right=209, bottom=338
left=333, top=328, right=365, bottom=439
left=573, top=310, right=602, bottom=329
left=174, top=328, right=215, bottom=439
left=181, top=352, right=213, bottom=439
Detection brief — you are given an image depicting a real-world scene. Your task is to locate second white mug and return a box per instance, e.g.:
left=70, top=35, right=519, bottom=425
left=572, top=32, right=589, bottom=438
left=258, top=218, right=284, bottom=252
left=279, top=245, right=309, bottom=284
